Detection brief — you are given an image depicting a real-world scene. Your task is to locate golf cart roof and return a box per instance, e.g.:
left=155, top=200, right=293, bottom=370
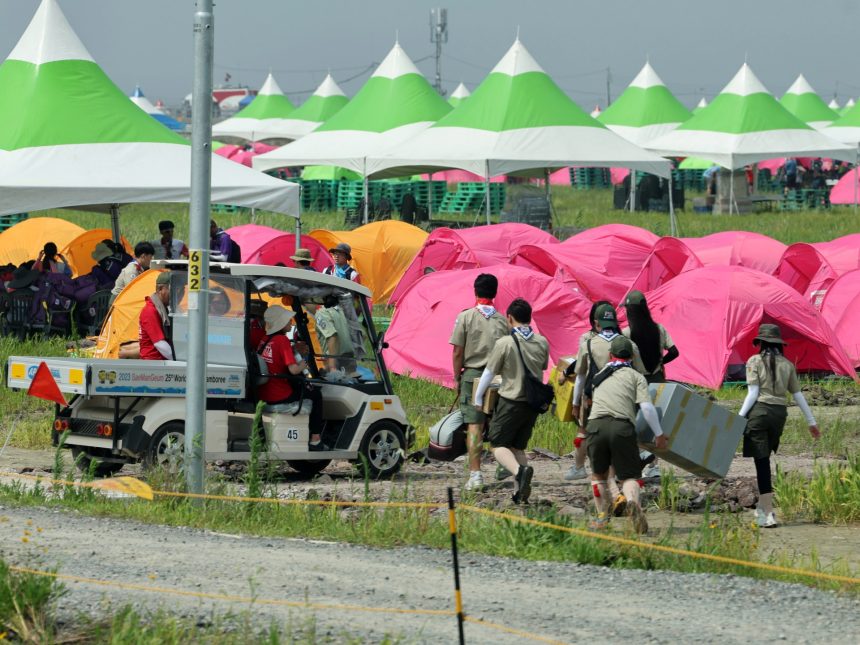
left=152, top=260, right=372, bottom=298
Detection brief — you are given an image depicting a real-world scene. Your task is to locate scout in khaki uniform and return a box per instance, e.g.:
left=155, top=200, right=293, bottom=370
left=569, top=303, right=646, bottom=511
left=312, top=294, right=356, bottom=376
left=622, top=290, right=680, bottom=479
left=474, top=298, right=550, bottom=505
left=450, top=274, right=509, bottom=491
left=738, top=324, right=819, bottom=528
left=585, top=335, right=667, bottom=533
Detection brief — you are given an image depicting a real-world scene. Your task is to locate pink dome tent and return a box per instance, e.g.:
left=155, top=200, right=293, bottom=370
left=390, top=223, right=558, bottom=304
left=226, top=224, right=333, bottom=270
left=215, top=142, right=278, bottom=167
left=772, top=243, right=838, bottom=307
left=820, top=270, right=860, bottom=368
left=384, top=266, right=592, bottom=387
left=682, top=231, right=786, bottom=274
left=511, top=224, right=658, bottom=303
left=644, top=266, right=857, bottom=388
left=628, top=237, right=703, bottom=294
left=420, top=170, right=506, bottom=183
left=812, top=234, right=860, bottom=275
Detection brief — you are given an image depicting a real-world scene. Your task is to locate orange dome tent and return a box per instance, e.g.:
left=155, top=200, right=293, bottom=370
left=93, top=270, right=160, bottom=358
left=0, top=217, right=84, bottom=267
left=61, top=228, right=132, bottom=277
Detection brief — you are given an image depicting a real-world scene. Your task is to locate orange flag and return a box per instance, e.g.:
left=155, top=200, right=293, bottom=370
left=27, top=362, right=67, bottom=407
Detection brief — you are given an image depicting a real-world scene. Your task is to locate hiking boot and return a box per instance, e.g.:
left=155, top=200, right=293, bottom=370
left=627, top=503, right=648, bottom=534
left=610, top=494, right=628, bottom=517
left=512, top=465, right=534, bottom=504
left=464, top=472, right=484, bottom=492
left=495, top=464, right=513, bottom=481
left=589, top=512, right=609, bottom=530
left=563, top=464, right=588, bottom=481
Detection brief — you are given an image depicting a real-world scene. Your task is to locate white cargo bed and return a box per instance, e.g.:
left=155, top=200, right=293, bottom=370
left=7, top=356, right=246, bottom=399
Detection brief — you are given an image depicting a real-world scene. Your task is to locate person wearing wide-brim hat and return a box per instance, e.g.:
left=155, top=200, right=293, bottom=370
left=257, top=305, right=326, bottom=448
left=91, top=242, right=114, bottom=263
left=738, top=323, right=820, bottom=529
left=290, top=248, right=316, bottom=271
left=322, top=243, right=360, bottom=283
left=6, top=265, right=41, bottom=291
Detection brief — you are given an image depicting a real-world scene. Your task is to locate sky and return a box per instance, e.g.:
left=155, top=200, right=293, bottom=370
left=2, top=0, right=860, bottom=110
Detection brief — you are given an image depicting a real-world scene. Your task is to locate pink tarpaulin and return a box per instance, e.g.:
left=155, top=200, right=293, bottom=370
left=215, top=142, right=277, bottom=167
left=548, top=167, right=572, bottom=185
left=812, top=233, right=860, bottom=273
left=828, top=172, right=860, bottom=205
left=226, top=224, right=332, bottom=270
left=628, top=237, right=703, bottom=294
left=611, top=168, right=629, bottom=185
left=820, top=269, right=860, bottom=367
left=384, top=266, right=591, bottom=387
left=644, top=266, right=857, bottom=388
left=757, top=158, right=814, bottom=173
left=682, top=231, right=786, bottom=274
left=772, top=243, right=838, bottom=308
left=420, top=170, right=506, bottom=183
left=390, top=223, right=558, bottom=304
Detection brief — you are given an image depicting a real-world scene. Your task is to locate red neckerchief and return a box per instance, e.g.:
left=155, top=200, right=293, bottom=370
left=475, top=298, right=493, bottom=305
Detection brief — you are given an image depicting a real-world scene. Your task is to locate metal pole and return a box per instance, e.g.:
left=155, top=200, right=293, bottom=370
left=485, top=159, right=491, bottom=225
left=185, top=0, right=214, bottom=495
left=109, top=203, right=121, bottom=244
left=295, top=210, right=302, bottom=252
left=447, top=487, right=466, bottom=645
left=854, top=145, right=858, bottom=213
left=629, top=170, right=637, bottom=212
left=730, top=168, right=735, bottom=215
left=363, top=160, right=369, bottom=226
left=428, top=172, right=434, bottom=220
left=668, top=174, right=677, bottom=236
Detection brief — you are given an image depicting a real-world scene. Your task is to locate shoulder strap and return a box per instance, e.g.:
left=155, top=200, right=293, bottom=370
left=511, top=333, right=536, bottom=379
left=591, top=364, right=628, bottom=392
left=587, top=338, right=596, bottom=371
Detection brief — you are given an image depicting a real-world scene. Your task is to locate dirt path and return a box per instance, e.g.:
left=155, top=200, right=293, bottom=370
left=0, top=505, right=858, bottom=644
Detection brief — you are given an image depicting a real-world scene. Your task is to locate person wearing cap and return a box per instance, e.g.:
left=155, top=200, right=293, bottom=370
left=322, top=243, right=360, bottom=283
left=33, top=242, right=71, bottom=277
left=112, top=242, right=155, bottom=303
left=738, top=324, right=820, bottom=529
left=152, top=220, right=189, bottom=260
left=474, top=298, right=549, bottom=505
left=622, top=290, right=679, bottom=479
left=139, top=271, right=174, bottom=360
left=290, top=248, right=316, bottom=271
left=586, top=335, right=668, bottom=533
left=569, top=303, right=646, bottom=510
left=257, top=305, right=325, bottom=447
left=450, top=273, right=509, bottom=492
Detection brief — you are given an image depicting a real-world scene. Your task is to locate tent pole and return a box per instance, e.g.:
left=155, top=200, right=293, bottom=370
left=629, top=170, right=637, bottom=212
left=428, top=172, right=434, bottom=220
left=730, top=168, right=735, bottom=215
left=485, top=159, right=491, bottom=225
left=109, top=203, right=121, bottom=244
left=186, top=0, right=215, bottom=497
left=363, top=160, right=369, bottom=226
left=854, top=145, right=858, bottom=213
left=668, top=174, right=677, bottom=237
left=295, top=209, right=302, bottom=252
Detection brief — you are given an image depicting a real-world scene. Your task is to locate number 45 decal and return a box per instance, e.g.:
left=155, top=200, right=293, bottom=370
left=287, top=429, right=299, bottom=440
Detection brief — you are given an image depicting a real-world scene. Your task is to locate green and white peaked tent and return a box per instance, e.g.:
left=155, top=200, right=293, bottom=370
left=823, top=97, right=860, bottom=145
left=842, top=98, right=856, bottom=116
left=693, top=97, right=708, bottom=113
left=646, top=64, right=853, bottom=169
left=369, top=39, right=669, bottom=180
left=598, top=62, right=692, bottom=145
left=254, top=42, right=451, bottom=176
left=448, top=82, right=470, bottom=107
left=211, top=73, right=296, bottom=142
left=0, top=0, right=298, bottom=219
left=779, top=74, right=838, bottom=130
left=265, top=74, right=349, bottom=141
left=828, top=98, right=841, bottom=111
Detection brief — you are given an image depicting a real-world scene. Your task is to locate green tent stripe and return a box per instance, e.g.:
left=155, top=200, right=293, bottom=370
left=316, top=74, right=449, bottom=133
left=677, top=92, right=810, bottom=134
left=232, top=92, right=295, bottom=119
left=780, top=94, right=838, bottom=124
left=289, top=93, right=348, bottom=123
left=0, top=59, right=186, bottom=150
left=598, top=85, right=691, bottom=127
left=435, top=71, right=598, bottom=132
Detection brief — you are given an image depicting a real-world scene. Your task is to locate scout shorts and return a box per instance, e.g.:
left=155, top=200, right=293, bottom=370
left=487, top=396, right=539, bottom=450
left=458, top=367, right=486, bottom=425
left=586, top=416, right=641, bottom=481
left=742, top=402, right=787, bottom=460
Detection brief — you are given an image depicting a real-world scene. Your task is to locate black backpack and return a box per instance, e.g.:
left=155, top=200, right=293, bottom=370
left=512, top=334, right=554, bottom=414
left=228, top=239, right=242, bottom=263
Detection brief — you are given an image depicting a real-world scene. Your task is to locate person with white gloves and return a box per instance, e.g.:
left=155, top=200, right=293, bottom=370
left=584, top=335, right=667, bottom=534
left=738, top=324, right=820, bottom=528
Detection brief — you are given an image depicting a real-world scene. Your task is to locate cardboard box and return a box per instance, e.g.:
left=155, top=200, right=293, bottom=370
left=550, top=356, right=576, bottom=422
left=635, top=382, right=745, bottom=479
left=472, top=376, right=502, bottom=414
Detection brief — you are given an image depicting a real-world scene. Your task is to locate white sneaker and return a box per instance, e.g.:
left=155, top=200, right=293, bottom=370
left=641, top=463, right=661, bottom=479
left=464, top=472, right=484, bottom=491
left=563, top=465, right=588, bottom=481
left=756, top=510, right=778, bottom=528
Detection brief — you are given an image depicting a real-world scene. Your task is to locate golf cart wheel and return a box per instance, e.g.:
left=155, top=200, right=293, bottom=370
left=287, top=460, right=332, bottom=478
left=71, top=448, right=125, bottom=477
left=144, top=422, right=185, bottom=472
left=355, top=421, right=405, bottom=478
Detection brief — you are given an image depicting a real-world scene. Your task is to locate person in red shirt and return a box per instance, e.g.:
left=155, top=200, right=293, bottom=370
left=248, top=299, right=268, bottom=350
left=139, top=271, right=173, bottom=360
left=257, top=305, right=325, bottom=448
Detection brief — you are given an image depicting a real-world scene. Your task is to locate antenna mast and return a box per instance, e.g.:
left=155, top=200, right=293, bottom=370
left=430, top=8, right=448, bottom=96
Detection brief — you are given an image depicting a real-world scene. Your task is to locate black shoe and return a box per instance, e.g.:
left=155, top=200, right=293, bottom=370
left=512, top=465, right=534, bottom=505
left=309, top=441, right=331, bottom=452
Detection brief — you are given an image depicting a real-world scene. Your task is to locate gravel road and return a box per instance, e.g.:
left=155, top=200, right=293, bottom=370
left=0, top=505, right=858, bottom=644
